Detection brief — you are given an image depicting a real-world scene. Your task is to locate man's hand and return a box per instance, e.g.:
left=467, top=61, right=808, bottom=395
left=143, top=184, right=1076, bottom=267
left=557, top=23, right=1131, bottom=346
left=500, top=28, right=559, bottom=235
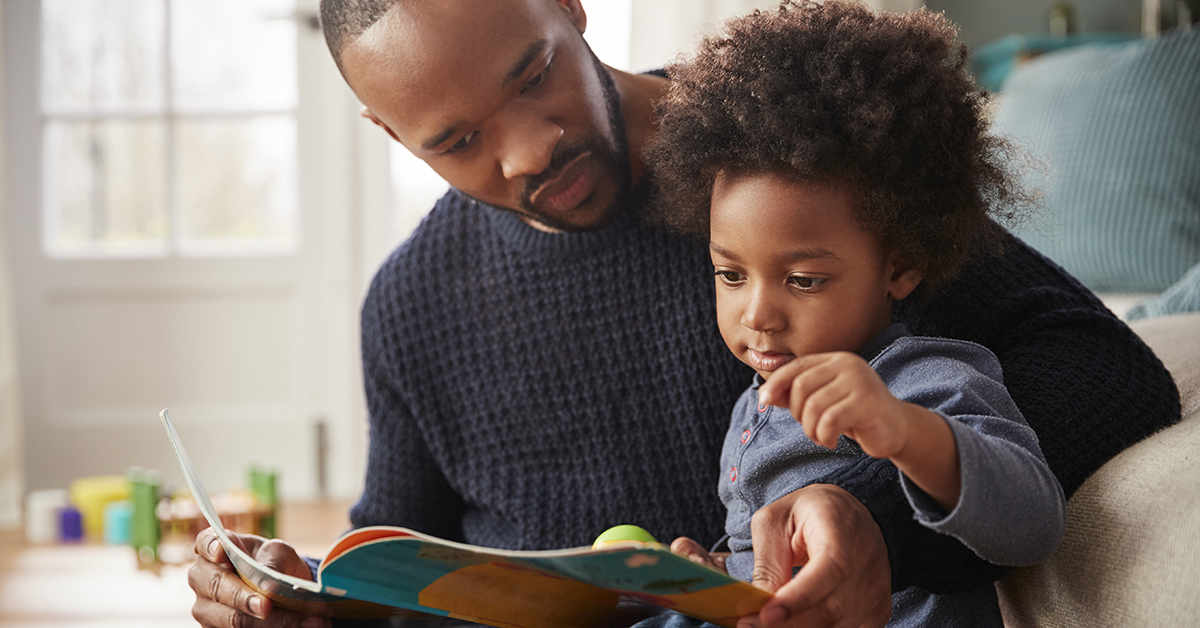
left=188, top=527, right=331, bottom=628
left=669, top=536, right=729, bottom=573
left=741, top=484, right=891, bottom=628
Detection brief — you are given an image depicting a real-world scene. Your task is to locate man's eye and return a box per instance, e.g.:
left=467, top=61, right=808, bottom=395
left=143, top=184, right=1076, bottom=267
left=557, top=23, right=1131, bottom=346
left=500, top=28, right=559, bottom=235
left=521, top=64, right=550, bottom=95
left=714, top=270, right=744, bottom=285
left=788, top=275, right=826, bottom=290
left=444, top=131, right=477, bottom=155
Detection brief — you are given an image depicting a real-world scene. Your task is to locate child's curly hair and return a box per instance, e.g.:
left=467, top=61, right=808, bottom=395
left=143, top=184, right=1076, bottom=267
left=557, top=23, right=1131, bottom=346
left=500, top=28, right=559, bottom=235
left=646, top=0, right=1038, bottom=293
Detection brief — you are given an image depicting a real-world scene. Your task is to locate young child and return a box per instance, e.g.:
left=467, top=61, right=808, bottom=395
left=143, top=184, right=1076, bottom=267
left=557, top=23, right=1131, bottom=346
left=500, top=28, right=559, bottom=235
left=644, top=1, right=1065, bottom=625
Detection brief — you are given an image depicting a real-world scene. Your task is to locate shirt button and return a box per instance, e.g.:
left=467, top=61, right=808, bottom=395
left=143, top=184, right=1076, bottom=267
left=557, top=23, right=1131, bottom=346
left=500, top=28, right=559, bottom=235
left=730, top=467, right=738, bottom=482
left=757, top=402, right=767, bottom=413
left=741, top=429, right=751, bottom=444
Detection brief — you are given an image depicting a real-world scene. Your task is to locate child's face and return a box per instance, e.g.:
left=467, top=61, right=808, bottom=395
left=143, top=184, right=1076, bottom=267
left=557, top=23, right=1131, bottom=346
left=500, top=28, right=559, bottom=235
left=709, top=171, right=920, bottom=378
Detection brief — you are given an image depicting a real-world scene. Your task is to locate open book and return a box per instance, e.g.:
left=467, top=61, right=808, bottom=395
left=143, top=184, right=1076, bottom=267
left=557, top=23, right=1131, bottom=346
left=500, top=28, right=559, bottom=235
left=159, top=409, right=770, bottom=628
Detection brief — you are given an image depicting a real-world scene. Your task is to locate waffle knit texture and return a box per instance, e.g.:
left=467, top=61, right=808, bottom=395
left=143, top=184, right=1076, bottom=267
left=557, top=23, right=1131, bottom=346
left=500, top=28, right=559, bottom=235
left=348, top=184, right=1180, bottom=599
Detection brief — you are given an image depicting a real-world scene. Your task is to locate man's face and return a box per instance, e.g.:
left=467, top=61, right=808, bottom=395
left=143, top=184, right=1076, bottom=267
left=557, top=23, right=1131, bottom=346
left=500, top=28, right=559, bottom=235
left=340, top=0, right=630, bottom=232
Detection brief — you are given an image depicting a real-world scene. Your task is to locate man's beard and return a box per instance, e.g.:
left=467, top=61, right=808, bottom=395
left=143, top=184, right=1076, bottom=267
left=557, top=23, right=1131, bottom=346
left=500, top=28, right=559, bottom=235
left=504, top=45, right=633, bottom=233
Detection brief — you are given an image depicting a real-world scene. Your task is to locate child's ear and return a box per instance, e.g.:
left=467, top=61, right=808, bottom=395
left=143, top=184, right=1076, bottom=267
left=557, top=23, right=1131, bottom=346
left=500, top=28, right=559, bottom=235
left=886, top=255, right=924, bottom=301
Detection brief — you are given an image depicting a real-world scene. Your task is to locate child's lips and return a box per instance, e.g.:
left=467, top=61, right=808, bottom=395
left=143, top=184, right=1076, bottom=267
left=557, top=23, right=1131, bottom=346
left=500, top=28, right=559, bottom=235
left=748, top=349, right=795, bottom=373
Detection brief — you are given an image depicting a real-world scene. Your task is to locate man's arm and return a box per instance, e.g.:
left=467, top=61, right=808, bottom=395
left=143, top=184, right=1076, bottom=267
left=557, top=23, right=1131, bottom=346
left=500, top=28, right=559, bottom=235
left=897, top=236, right=1181, bottom=496
left=350, top=274, right=468, bottom=535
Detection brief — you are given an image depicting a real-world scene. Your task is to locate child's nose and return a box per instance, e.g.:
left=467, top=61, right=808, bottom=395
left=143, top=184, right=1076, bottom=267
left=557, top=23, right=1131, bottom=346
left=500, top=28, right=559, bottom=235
left=741, top=287, right=786, bottom=333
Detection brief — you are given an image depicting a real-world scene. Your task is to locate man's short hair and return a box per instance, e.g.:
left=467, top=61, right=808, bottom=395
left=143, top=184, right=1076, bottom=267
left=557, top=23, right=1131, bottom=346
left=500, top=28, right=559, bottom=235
left=319, top=0, right=399, bottom=77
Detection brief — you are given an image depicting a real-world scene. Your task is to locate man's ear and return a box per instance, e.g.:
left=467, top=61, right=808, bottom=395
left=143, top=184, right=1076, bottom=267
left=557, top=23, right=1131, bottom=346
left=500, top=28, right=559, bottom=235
left=360, top=106, right=401, bottom=143
left=554, top=0, right=587, bottom=34
left=886, top=255, right=925, bottom=301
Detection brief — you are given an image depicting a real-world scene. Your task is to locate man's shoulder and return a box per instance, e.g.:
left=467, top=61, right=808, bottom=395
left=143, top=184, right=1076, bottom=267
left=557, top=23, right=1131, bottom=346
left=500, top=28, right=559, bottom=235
left=378, top=189, right=492, bottom=273
left=364, top=190, right=488, bottom=310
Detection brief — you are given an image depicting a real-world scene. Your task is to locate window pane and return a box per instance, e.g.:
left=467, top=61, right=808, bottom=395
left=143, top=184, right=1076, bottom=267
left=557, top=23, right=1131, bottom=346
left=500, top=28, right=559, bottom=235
left=43, top=120, right=169, bottom=256
left=41, top=0, right=165, bottom=114
left=171, top=0, right=298, bottom=112
left=176, top=117, right=298, bottom=254
left=390, top=144, right=448, bottom=241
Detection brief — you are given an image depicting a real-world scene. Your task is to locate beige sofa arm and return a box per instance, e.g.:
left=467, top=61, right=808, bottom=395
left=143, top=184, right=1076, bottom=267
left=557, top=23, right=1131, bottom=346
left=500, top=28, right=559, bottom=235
left=998, top=312, right=1200, bottom=627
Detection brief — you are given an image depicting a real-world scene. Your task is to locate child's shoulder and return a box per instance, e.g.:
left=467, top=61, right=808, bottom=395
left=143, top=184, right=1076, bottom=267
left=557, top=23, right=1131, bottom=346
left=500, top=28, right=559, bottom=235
left=872, top=334, right=1004, bottom=385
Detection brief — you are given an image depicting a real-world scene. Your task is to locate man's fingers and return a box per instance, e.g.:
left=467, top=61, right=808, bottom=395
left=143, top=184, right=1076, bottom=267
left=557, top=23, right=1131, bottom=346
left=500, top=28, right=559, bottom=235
left=195, top=528, right=231, bottom=566
left=670, top=537, right=719, bottom=570
left=257, top=539, right=315, bottom=581
left=745, top=485, right=892, bottom=628
left=189, top=558, right=269, bottom=620
left=748, top=502, right=805, bottom=594
left=188, top=529, right=327, bottom=628
left=192, top=596, right=322, bottom=628
left=759, top=545, right=849, bottom=626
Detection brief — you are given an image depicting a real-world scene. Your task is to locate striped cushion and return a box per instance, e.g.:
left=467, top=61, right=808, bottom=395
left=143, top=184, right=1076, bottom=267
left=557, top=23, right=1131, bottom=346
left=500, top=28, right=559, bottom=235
left=995, top=30, right=1200, bottom=293
left=1128, top=261, right=1200, bottom=320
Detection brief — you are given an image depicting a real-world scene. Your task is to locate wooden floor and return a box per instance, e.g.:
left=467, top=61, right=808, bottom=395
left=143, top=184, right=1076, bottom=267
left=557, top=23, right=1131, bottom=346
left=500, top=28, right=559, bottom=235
left=0, top=500, right=352, bottom=627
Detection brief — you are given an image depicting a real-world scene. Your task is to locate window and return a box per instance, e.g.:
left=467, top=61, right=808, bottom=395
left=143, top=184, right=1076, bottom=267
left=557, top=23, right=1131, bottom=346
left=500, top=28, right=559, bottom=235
left=40, top=0, right=299, bottom=258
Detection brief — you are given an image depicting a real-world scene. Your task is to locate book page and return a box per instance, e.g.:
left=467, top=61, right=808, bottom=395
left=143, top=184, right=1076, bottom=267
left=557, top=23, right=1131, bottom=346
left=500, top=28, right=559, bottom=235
left=159, top=409, right=403, bottom=618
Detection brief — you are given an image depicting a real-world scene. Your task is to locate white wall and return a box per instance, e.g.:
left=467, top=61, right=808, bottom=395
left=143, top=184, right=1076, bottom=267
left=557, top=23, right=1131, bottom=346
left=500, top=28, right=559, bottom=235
left=0, top=1, right=26, bottom=530
left=630, top=0, right=775, bottom=71
left=629, top=0, right=921, bottom=72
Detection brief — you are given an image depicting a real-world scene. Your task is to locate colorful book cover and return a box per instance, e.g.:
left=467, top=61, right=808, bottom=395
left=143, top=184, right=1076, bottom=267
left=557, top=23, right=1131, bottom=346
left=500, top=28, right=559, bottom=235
left=160, top=409, right=770, bottom=628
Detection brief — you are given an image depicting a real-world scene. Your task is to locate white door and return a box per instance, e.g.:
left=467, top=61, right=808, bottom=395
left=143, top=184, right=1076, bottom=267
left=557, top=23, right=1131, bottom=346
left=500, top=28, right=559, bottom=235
left=4, top=0, right=369, bottom=503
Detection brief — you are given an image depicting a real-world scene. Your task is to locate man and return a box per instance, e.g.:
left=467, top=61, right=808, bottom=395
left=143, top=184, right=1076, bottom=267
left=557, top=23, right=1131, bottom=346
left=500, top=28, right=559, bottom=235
left=187, top=1, right=1180, bottom=627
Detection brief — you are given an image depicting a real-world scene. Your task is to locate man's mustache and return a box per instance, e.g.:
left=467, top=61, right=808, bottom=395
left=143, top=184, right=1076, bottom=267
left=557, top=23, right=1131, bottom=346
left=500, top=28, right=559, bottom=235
left=521, top=141, right=596, bottom=205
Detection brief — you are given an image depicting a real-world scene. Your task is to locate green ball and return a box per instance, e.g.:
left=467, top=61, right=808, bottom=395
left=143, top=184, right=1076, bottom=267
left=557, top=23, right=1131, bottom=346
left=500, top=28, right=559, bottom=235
left=593, top=524, right=658, bottom=548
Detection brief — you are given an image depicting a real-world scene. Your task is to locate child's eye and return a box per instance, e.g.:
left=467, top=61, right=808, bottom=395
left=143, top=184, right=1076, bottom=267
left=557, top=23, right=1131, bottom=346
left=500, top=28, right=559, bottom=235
left=714, top=270, right=745, bottom=285
left=788, top=275, right=826, bottom=290
left=443, top=131, right=478, bottom=155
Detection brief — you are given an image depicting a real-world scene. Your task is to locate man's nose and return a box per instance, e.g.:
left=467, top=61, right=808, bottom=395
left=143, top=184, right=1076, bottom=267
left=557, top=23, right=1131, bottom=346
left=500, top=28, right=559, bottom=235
left=741, top=286, right=786, bottom=333
left=499, top=116, right=563, bottom=180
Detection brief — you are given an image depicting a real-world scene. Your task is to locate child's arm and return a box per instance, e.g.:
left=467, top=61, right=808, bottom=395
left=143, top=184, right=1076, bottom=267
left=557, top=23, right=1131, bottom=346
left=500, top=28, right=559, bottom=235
left=758, top=351, right=962, bottom=511
left=760, top=341, right=1066, bottom=567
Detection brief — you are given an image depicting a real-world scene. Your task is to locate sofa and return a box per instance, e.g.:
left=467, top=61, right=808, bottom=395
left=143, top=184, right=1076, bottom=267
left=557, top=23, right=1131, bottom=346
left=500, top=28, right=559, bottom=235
left=998, top=309, right=1200, bottom=626
left=975, top=28, right=1200, bottom=628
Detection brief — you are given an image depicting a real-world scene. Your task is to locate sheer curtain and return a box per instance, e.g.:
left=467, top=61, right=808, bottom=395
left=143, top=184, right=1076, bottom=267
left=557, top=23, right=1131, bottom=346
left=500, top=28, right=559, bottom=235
left=0, top=5, right=24, bottom=530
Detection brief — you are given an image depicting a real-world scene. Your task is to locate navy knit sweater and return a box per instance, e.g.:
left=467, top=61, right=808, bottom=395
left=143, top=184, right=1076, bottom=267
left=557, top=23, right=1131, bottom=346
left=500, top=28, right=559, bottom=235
left=353, top=184, right=1180, bottom=595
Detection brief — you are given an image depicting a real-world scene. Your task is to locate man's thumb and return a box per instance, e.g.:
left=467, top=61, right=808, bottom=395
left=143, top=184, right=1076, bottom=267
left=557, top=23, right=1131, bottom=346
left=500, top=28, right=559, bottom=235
left=749, top=527, right=801, bottom=592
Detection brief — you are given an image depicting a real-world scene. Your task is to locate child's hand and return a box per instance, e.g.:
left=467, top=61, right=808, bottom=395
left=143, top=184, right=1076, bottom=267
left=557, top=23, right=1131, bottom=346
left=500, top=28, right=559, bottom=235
left=759, top=351, right=961, bottom=510
left=757, top=352, right=910, bottom=458
left=670, top=536, right=729, bottom=573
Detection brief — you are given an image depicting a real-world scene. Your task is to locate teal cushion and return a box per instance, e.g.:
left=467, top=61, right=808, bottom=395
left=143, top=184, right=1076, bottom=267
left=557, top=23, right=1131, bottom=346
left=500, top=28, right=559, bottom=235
left=995, top=30, right=1200, bottom=293
left=1128, top=262, right=1200, bottom=320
